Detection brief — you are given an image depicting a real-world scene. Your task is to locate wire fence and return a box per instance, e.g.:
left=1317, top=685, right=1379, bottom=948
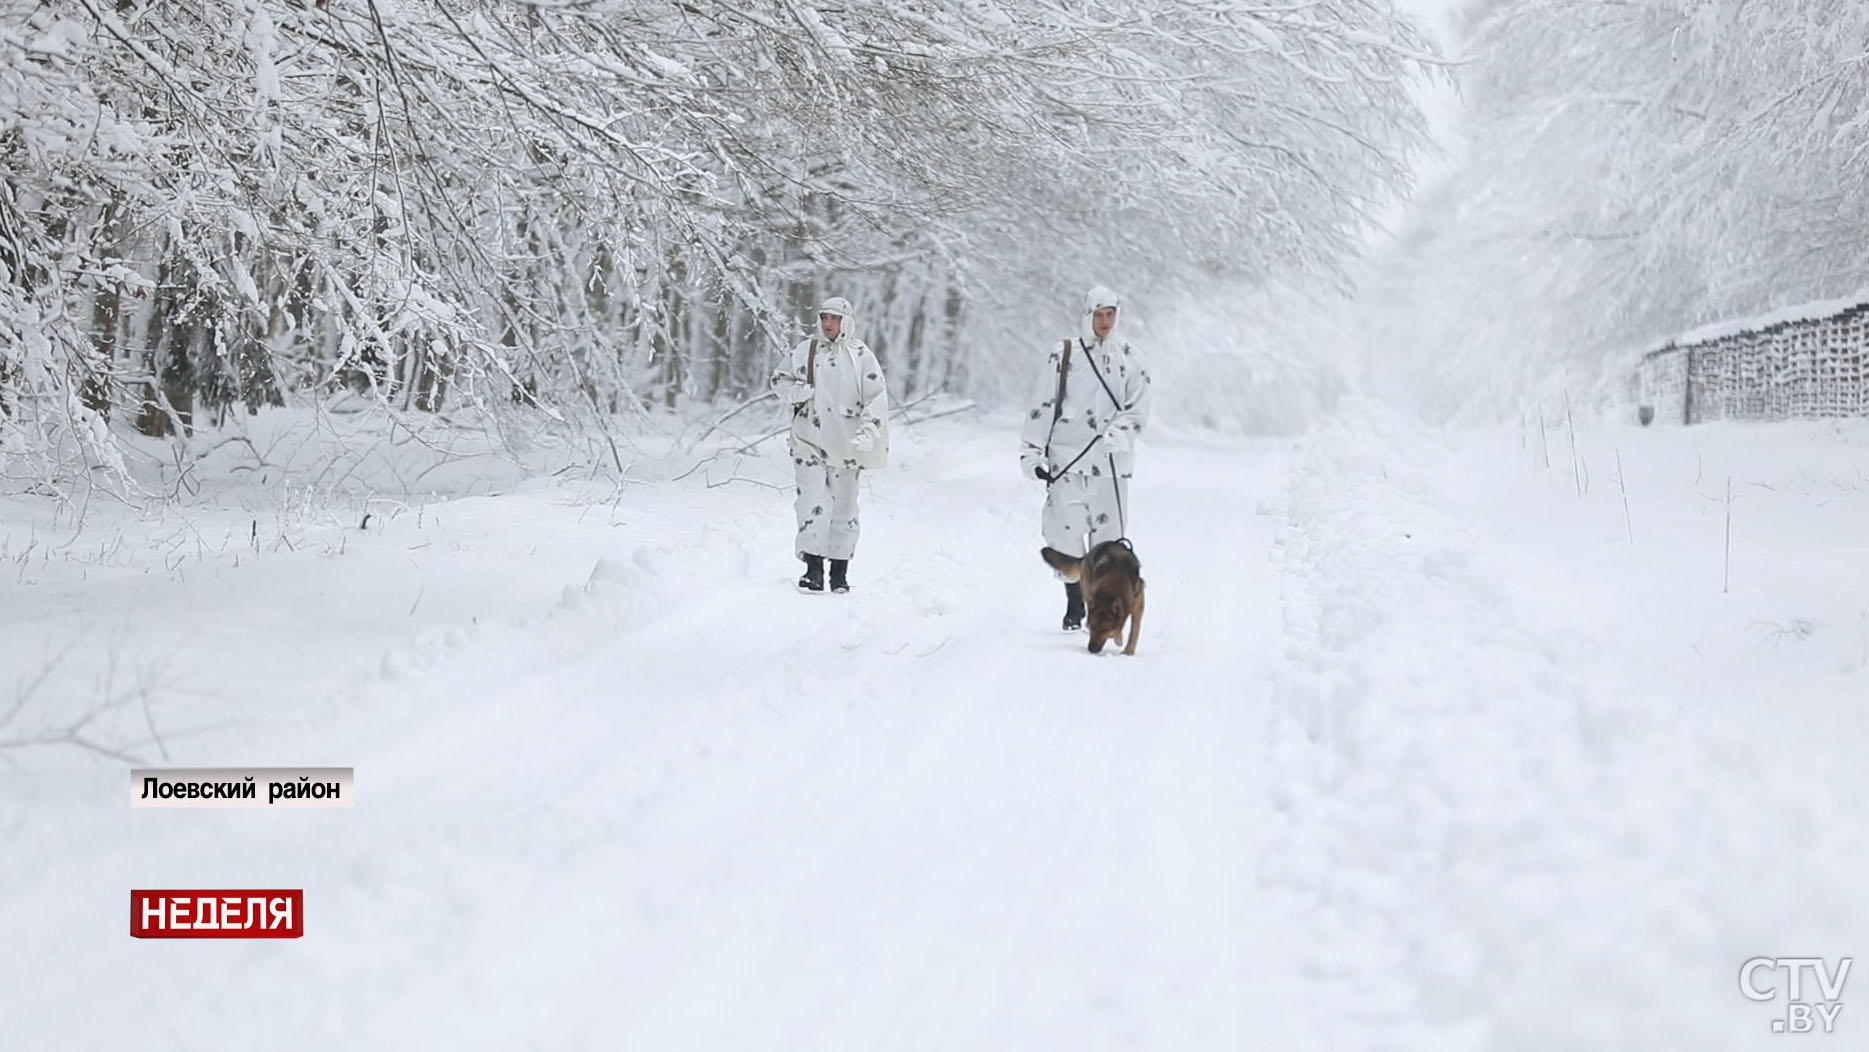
left=1633, top=301, right=1869, bottom=425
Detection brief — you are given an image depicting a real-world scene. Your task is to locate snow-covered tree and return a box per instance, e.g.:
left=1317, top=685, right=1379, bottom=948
left=2, top=0, right=1445, bottom=486
left=1359, top=0, right=1869, bottom=422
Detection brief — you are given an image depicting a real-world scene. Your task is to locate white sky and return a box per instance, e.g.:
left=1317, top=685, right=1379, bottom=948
left=1399, top=0, right=1468, bottom=171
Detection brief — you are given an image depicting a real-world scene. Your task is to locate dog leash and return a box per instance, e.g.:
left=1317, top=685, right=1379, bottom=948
left=1047, top=437, right=1100, bottom=484
left=1109, top=453, right=1126, bottom=535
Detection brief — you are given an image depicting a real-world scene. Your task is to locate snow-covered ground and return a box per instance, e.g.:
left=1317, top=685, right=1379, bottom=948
left=3, top=402, right=1864, bottom=1050
left=1269, top=404, right=1869, bottom=1050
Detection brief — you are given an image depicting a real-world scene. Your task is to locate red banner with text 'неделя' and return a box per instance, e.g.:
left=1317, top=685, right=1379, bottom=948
left=130, top=890, right=304, bottom=938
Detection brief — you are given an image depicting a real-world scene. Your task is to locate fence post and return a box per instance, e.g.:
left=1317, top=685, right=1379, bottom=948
left=1683, top=347, right=1696, bottom=425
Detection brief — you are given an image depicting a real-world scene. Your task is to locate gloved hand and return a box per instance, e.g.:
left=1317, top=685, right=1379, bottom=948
left=786, top=380, right=814, bottom=404
left=853, top=429, right=876, bottom=453
left=1033, top=464, right=1053, bottom=482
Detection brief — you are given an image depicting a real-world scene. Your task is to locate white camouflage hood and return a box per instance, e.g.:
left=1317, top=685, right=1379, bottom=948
left=819, top=296, right=856, bottom=342
left=1080, top=285, right=1121, bottom=344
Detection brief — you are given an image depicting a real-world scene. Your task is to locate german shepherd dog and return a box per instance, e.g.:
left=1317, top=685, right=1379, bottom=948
left=1040, top=539, right=1146, bottom=655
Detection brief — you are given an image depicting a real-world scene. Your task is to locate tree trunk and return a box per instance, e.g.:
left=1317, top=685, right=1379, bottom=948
left=86, top=281, right=119, bottom=418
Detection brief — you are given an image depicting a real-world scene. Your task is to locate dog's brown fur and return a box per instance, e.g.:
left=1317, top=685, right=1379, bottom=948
left=1041, top=539, right=1146, bottom=655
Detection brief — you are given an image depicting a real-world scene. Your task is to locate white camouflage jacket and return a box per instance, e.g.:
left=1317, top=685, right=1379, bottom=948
left=772, top=333, right=890, bottom=471
left=1019, top=334, right=1151, bottom=481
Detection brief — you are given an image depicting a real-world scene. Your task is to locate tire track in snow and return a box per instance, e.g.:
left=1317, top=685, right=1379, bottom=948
left=0, top=420, right=1312, bottom=1051
left=368, top=426, right=1313, bottom=1051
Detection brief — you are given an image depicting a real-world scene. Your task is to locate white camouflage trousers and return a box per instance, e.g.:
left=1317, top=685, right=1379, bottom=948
left=1041, top=468, right=1128, bottom=555
left=794, top=461, right=863, bottom=560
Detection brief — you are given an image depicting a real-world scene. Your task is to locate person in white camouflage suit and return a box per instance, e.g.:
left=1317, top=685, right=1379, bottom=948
left=1018, top=285, right=1152, bottom=630
left=771, top=296, right=890, bottom=594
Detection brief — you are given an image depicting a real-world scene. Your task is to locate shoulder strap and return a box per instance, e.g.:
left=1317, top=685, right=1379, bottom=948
left=1083, top=344, right=1126, bottom=410
left=1052, top=339, right=1072, bottom=425
left=807, top=338, right=819, bottom=386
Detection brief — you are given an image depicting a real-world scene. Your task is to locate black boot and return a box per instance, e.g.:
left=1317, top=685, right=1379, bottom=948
left=797, top=554, right=825, bottom=593
left=1062, top=581, right=1085, bottom=631
left=829, top=558, right=850, bottom=594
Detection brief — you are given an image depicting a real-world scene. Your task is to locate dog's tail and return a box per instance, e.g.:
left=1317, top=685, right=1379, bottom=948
left=1039, top=546, right=1084, bottom=581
